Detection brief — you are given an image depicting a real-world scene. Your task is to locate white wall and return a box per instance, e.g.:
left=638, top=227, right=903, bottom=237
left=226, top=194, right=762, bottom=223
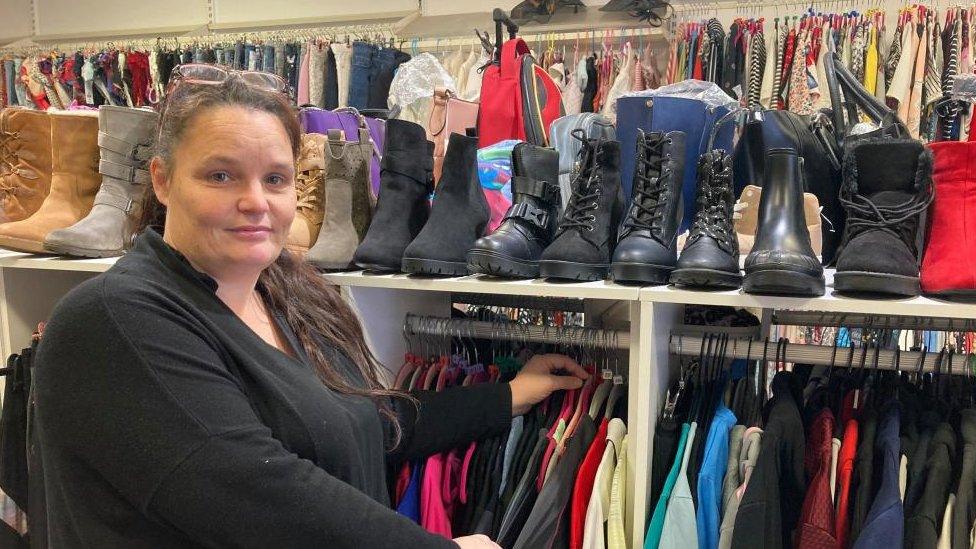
left=0, top=0, right=35, bottom=41
left=211, top=0, right=417, bottom=28
left=32, top=0, right=209, bottom=37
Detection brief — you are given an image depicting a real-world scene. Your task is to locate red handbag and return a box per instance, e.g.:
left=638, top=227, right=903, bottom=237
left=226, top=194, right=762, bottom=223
left=478, top=9, right=563, bottom=148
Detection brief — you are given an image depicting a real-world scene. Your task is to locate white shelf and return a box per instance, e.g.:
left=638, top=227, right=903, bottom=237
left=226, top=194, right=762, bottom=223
left=0, top=252, right=973, bottom=319
left=321, top=270, right=642, bottom=300
left=0, top=249, right=117, bottom=273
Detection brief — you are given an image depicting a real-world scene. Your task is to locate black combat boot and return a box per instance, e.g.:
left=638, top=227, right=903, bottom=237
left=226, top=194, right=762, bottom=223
left=467, top=143, right=560, bottom=278
left=538, top=132, right=626, bottom=281
left=833, top=139, right=933, bottom=296
left=610, top=129, right=686, bottom=284
left=671, top=150, right=742, bottom=289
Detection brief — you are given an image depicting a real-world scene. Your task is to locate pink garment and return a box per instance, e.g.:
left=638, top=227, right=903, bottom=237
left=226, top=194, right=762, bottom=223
left=297, top=44, right=311, bottom=105
left=459, top=442, right=478, bottom=504
left=421, top=453, right=452, bottom=538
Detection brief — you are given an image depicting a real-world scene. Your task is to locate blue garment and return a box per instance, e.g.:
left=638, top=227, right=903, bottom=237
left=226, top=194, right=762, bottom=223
left=368, top=47, right=411, bottom=109
left=348, top=41, right=377, bottom=110
left=396, top=461, right=423, bottom=523
left=853, top=405, right=903, bottom=549
left=263, top=45, right=276, bottom=74
left=645, top=423, right=692, bottom=549
left=660, top=422, right=700, bottom=548
left=697, top=404, right=737, bottom=549
left=499, top=416, right=525, bottom=495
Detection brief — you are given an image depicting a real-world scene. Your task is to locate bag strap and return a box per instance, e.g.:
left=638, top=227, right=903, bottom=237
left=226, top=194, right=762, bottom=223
left=500, top=38, right=531, bottom=79
left=428, top=86, right=453, bottom=137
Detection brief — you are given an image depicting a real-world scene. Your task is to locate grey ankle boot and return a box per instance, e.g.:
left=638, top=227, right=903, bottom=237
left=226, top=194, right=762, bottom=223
left=43, top=106, right=158, bottom=257
left=306, top=130, right=368, bottom=270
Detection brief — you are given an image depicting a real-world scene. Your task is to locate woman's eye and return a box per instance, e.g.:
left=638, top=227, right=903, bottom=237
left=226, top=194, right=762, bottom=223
left=209, top=172, right=231, bottom=183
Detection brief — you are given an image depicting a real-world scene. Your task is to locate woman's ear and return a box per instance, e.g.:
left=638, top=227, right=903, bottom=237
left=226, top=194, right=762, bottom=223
left=150, top=157, right=171, bottom=206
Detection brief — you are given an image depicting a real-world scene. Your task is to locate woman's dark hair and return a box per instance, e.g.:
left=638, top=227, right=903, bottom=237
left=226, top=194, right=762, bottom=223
left=140, top=76, right=407, bottom=445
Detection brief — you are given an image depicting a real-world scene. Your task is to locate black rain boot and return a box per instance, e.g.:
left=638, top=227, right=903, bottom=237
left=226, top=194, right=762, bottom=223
left=401, top=133, right=490, bottom=276
left=610, top=129, right=686, bottom=284
left=539, top=133, right=626, bottom=281
left=467, top=143, right=560, bottom=278
left=833, top=139, right=934, bottom=296
left=353, top=119, right=434, bottom=272
left=670, top=150, right=742, bottom=289
left=743, top=147, right=826, bottom=296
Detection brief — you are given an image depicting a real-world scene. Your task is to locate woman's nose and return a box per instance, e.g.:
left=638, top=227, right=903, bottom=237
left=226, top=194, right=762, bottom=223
left=237, top=180, right=272, bottom=214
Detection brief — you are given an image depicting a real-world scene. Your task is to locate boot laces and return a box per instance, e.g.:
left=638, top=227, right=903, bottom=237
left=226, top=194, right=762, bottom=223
left=839, top=177, right=933, bottom=252
left=560, top=130, right=603, bottom=232
left=0, top=129, right=20, bottom=176
left=688, top=152, right=736, bottom=252
left=295, top=169, right=321, bottom=212
left=623, top=132, right=668, bottom=234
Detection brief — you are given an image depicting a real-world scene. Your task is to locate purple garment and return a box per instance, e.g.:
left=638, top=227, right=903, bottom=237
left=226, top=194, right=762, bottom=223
left=299, top=107, right=385, bottom=195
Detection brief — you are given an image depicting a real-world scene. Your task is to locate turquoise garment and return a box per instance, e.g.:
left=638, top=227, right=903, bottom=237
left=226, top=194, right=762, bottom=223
left=660, top=422, right=700, bottom=549
left=696, top=404, right=738, bottom=549
left=645, top=423, right=692, bottom=549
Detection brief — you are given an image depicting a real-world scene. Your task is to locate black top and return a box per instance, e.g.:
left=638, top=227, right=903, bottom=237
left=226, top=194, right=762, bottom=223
left=33, top=229, right=513, bottom=548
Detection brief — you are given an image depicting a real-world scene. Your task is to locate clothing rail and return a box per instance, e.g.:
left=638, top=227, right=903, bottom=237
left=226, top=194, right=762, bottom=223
left=403, top=314, right=630, bottom=350
left=669, top=334, right=971, bottom=374
left=772, top=311, right=976, bottom=333
left=451, top=293, right=584, bottom=313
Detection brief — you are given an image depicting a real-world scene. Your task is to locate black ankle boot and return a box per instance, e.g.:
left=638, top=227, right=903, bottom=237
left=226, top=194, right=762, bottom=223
left=743, top=147, right=826, bottom=296
left=671, top=150, right=741, bottom=288
left=467, top=143, right=560, bottom=278
left=610, top=129, right=686, bottom=284
left=833, top=139, right=934, bottom=296
left=401, top=133, right=490, bottom=276
left=354, top=119, right=434, bottom=272
left=539, top=133, right=626, bottom=281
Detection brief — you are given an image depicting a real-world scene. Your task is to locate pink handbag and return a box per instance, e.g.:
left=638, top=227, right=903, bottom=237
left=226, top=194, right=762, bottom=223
left=425, top=87, right=479, bottom=184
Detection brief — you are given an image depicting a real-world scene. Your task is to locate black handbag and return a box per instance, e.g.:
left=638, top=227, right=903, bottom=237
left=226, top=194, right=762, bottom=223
left=733, top=51, right=908, bottom=266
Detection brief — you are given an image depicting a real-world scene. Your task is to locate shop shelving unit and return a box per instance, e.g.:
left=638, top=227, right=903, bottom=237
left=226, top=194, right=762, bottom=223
left=1, top=251, right=974, bottom=545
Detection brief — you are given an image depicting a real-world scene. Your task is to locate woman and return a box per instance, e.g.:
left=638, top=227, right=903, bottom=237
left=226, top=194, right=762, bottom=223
left=33, top=66, right=588, bottom=548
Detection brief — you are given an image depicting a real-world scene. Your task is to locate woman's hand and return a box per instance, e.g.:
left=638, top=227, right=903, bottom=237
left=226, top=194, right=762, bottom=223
left=509, top=353, right=589, bottom=416
left=454, top=534, right=501, bottom=548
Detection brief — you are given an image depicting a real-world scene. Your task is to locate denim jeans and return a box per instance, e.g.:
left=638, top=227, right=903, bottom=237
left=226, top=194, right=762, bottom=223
left=235, top=42, right=245, bottom=70
left=368, top=47, right=411, bottom=109
left=347, top=41, right=376, bottom=110
left=263, top=45, right=276, bottom=74
left=3, top=60, right=14, bottom=107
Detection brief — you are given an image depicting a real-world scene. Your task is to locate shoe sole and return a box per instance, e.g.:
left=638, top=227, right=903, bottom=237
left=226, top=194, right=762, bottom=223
left=834, top=271, right=920, bottom=297
left=538, top=260, right=608, bottom=281
left=743, top=269, right=825, bottom=296
left=354, top=261, right=401, bottom=273
left=0, top=236, right=52, bottom=255
left=467, top=250, right=539, bottom=278
left=670, top=267, right=743, bottom=289
left=42, top=241, right=124, bottom=258
left=401, top=257, right=469, bottom=277
left=610, top=262, right=673, bottom=285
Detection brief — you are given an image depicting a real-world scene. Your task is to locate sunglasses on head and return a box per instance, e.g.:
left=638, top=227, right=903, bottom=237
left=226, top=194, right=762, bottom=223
left=166, top=63, right=288, bottom=95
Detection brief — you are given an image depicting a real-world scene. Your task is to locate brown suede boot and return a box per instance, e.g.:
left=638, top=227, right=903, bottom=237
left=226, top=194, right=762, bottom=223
left=0, top=111, right=100, bottom=253
left=286, top=133, right=328, bottom=253
left=0, top=108, right=53, bottom=223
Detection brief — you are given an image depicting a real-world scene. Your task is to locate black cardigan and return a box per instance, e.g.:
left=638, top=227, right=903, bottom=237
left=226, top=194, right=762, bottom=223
left=33, top=229, right=513, bottom=548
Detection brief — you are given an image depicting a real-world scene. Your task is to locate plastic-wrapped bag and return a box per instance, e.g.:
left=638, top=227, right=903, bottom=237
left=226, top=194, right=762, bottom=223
left=388, top=53, right=457, bottom=126
left=622, top=79, right=738, bottom=110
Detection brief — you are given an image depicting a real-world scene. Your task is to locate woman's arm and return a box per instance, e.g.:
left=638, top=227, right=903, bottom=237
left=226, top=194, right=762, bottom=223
left=387, top=355, right=588, bottom=464
left=35, top=276, right=455, bottom=549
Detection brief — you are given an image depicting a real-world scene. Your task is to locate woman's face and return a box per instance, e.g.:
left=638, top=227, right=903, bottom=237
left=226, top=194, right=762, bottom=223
left=150, top=106, right=297, bottom=279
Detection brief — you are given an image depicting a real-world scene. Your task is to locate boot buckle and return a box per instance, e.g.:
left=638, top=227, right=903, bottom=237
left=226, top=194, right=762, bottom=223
left=505, top=202, right=549, bottom=228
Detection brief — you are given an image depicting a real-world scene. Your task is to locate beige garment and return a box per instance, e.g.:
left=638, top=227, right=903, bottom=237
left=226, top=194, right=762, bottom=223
left=308, top=41, right=328, bottom=108
left=970, top=513, right=976, bottom=548
left=607, top=434, right=630, bottom=549
left=939, top=494, right=955, bottom=549
left=333, top=43, right=353, bottom=108
left=583, top=419, right=627, bottom=549
left=889, top=20, right=918, bottom=125
left=906, top=21, right=928, bottom=139
left=462, top=54, right=488, bottom=101
left=602, top=45, right=635, bottom=123
left=814, top=24, right=831, bottom=110
left=831, top=437, right=841, bottom=503
left=456, top=50, right=478, bottom=94
left=876, top=26, right=887, bottom=102
left=899, top=454, right=908, bottom=502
